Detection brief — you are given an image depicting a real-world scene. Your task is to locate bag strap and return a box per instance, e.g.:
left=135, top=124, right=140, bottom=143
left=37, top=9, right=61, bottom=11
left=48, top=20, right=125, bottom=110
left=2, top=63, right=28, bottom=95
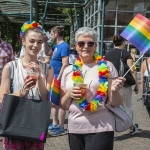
left=120, top=50, right=123, bottom=60
left=119, top=50, right=124, bottom=77
left=120, top=50, right=127, bottom=65
left=10, top=60, right=18, bottom=80
left=44, top=63, right=49, bottom=79
left=10, top=60, right=18, bottom=93
left=10, top=61, right=14, bottom=80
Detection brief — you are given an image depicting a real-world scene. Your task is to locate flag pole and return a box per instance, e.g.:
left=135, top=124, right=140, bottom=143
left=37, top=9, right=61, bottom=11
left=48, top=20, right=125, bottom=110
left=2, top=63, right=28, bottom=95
left=123, top=54, right=144, bottom=78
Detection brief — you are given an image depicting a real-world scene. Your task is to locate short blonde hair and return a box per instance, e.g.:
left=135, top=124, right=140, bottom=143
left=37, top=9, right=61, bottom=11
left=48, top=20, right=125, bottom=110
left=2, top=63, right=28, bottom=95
left=130, top=48, right=136, bottom=54
left=75, top=27, right=98, bottom=43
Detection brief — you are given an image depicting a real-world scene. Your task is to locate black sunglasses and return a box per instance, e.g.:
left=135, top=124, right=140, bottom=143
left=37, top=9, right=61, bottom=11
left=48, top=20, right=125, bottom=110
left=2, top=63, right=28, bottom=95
left=77, top=41, right=95, bottom=47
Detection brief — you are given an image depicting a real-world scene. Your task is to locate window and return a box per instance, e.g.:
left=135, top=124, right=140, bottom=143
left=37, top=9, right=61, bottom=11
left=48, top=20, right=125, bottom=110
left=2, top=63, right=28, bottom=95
left=105, top=11, right=116, bottom=25
left=105, top=0, right=116, bottom=10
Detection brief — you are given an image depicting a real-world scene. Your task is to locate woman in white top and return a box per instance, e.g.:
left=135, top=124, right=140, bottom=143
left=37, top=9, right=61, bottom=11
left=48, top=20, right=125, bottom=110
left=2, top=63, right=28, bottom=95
left=0, top=21, right=53, bottom=150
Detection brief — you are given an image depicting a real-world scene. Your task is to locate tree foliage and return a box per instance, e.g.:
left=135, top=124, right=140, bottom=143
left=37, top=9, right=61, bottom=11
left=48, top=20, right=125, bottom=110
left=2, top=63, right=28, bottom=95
left=0, top=2, right=83, bottom=51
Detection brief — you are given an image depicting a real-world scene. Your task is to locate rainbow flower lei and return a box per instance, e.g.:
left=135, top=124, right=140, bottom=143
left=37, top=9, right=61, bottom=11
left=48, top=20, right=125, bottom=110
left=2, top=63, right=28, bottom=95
left=20, top=21, right=44, bottom=38
left=72, top=53, right=109, bottom=112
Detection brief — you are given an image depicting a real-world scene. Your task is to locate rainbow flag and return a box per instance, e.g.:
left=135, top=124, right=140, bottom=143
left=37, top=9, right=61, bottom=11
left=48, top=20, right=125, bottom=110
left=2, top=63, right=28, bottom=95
left=48, top=77, right=60, bottom=106
left=120, top=13, right=150, bottom=54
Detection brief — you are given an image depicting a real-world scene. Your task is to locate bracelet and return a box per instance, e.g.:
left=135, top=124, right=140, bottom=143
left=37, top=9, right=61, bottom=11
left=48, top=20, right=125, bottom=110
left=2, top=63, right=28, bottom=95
left=19, top=89, right=25, bottom=97
left=19, top=89, right=22, bottom=97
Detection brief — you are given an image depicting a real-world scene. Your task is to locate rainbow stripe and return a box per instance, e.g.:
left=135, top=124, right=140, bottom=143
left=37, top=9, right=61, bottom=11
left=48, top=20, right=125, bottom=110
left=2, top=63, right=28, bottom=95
left=48, top=78, right=60, bottom=106
left=120, top=13, right=150, bottom=54
left=20, top=21, right=44, bottom=38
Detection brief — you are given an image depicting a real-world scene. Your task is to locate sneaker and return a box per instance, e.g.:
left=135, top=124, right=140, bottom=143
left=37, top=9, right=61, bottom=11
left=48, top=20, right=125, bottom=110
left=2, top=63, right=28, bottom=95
left=130, top=124, right=138, bottom=135
left=134, top=123, right=138, bottom=129
left=49, top=126, right=67, bottom=137
left=48, top=124, right=59, bottom=131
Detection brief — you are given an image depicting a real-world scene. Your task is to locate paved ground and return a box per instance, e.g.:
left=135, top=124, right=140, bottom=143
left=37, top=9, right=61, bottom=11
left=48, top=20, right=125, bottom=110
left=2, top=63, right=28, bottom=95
left=0, top=87, right=150, bottom=150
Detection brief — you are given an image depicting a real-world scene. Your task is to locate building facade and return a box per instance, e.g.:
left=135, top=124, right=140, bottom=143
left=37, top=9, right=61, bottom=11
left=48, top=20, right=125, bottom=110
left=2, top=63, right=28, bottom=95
left=84, top=0, right=150, bottom=71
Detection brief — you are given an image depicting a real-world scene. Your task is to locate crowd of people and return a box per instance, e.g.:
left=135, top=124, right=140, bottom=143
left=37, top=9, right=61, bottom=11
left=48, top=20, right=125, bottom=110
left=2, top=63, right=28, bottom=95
left=0, top=21, right=148, bottom=150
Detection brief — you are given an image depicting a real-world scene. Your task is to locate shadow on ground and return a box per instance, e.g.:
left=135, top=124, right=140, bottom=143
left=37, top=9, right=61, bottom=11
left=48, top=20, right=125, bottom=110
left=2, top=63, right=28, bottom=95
left=116, top=129, right=150, bottom=141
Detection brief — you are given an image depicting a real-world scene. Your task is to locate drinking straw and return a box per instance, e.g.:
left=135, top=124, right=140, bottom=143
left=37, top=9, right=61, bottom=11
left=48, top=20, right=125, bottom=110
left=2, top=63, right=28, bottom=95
left=83, top=70, right=87, bottom=79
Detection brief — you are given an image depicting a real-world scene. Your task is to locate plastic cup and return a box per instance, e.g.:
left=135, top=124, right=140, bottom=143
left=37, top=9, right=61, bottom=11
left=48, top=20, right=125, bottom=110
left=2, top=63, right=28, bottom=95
left=26, top=68, right=39, bottom=86
left=46, top=32, right=51, bottom=39
left=75, top=83, right=87, bottom=96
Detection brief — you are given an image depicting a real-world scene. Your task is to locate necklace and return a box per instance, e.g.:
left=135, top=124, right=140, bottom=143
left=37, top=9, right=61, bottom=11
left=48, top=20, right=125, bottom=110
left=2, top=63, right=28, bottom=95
left=72, top=53, right=109, bottom=112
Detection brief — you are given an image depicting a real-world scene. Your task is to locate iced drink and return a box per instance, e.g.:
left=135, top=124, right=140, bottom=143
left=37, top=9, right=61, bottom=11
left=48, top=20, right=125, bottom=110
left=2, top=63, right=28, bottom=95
left=75, top=83, right=87, bottom=96
left=26, top=68, right=39, bottom=86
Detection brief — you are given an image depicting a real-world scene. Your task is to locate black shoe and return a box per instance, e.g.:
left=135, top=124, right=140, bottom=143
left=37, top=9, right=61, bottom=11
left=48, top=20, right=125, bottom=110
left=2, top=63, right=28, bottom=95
left=134, top=123, right=138, bottom=128
left=129, top=124, right=138, bottom=135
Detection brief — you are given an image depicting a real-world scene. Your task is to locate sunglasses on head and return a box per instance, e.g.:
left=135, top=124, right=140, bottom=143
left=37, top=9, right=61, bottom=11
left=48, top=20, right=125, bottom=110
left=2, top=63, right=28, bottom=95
left=77, top=41, right=95, bottom=47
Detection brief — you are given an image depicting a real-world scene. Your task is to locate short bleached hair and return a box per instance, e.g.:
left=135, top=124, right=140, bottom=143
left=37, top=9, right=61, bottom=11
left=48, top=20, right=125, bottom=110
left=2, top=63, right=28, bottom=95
left=75, top=27, right=98, bottom=43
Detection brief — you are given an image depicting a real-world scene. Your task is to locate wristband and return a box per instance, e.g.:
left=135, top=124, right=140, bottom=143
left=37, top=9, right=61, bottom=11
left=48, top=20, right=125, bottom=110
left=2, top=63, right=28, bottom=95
left=19, top=89, right=22, bottom=97
left=19, top=89, right=26, bottom=97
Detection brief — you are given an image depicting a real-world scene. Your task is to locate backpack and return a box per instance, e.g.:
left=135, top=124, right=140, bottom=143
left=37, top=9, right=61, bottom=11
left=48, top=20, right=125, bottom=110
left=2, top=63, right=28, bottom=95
left=119, top=50, right=135, bottom=87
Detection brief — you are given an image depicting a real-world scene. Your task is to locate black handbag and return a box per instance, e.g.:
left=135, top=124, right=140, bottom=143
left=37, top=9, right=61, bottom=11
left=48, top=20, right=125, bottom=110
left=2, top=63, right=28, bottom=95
left=0, top=94, right=51, bottom=143
left=119, top=51, right=135, bottom=87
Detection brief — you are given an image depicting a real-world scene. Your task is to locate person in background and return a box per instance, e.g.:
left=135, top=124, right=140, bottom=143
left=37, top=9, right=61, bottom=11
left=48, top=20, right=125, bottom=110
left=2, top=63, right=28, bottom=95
left=105, top=35, right=139, bottom=135
left=44, top=26, right=69, bottom=136
left=140, top=57, right=150, bottom=116
left=60, top=27, right=125, bottom=150
left=13, top=51, right=17, bottom=57
left=69, top=43, right=78, bottom=65
left=20, top=38, right=50, bottom=64
left=0, top=26, right=14, bottom=84
left=13, top=51, right=19, bottom=60
left=16, top=51, right=21, bottom=58
left=130, top=48, right=138, bottom=93
left=0, top=21, right=54, bottom=150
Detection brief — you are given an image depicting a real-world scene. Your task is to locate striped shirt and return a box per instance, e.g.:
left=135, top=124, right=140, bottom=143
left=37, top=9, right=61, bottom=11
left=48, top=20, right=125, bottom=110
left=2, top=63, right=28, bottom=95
left=0, top=39, right=14, bottom=83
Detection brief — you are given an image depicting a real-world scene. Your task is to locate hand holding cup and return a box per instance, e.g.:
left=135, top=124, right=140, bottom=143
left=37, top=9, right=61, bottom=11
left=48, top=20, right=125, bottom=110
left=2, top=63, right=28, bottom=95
left=68, top=83, right=87, bottom=100
left=21, top=71, right=38, bottom=97
left=26, top=68, right=39, bottom=87
left=75, top=83, right=87, bottom=96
